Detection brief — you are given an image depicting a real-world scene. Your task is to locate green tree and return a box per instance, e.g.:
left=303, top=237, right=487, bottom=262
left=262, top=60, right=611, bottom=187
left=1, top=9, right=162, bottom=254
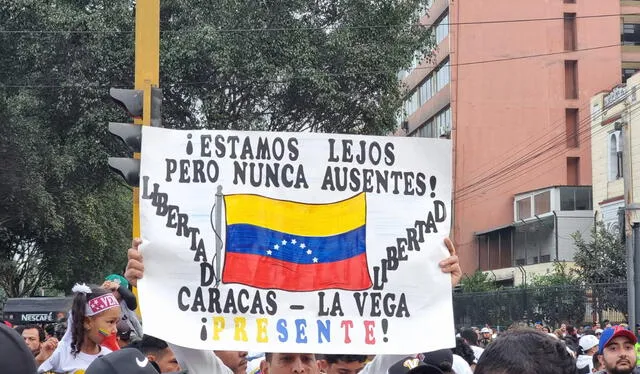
left=573, top=221, right=627, bottom=321
left=460, top=270, right=498, bottom=292
left=159, top=0, right=433, bottom=133
left=0, top=1, right=434, bottom=294
left=0, top=1, right=137, bottom=295
left=528, top=261, right=585, bottom=327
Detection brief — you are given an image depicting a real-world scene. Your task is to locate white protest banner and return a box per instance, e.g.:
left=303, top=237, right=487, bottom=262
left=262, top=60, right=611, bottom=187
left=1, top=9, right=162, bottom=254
left=137, top=127, right=454, bottom=354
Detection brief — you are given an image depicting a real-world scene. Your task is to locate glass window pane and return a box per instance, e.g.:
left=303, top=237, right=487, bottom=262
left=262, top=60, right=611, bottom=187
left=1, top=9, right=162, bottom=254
left=517, top=198, right=531, bottom=220
left=534, top=191, right=551, bottom=215
left=435, top=14, right=449, bottom=45
left=560, top=187, right=575, bottom=211
left=575, top=188, right=591, bottom=210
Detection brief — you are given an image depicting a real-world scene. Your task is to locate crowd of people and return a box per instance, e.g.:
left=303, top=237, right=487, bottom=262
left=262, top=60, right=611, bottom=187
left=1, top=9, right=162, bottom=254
left=2, top=238, right=640, bottom=374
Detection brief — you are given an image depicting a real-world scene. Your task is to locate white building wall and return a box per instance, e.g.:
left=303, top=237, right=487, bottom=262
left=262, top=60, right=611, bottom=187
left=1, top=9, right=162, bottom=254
left=556, top=211, right=595, bottom=262
left=591, top=74, right=640, bottom=226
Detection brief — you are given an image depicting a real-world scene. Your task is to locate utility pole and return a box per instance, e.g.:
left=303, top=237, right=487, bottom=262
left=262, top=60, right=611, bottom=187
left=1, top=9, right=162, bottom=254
left=618, top=99, right=637, bottom=328
left=132, top=0, right=160, bottom=239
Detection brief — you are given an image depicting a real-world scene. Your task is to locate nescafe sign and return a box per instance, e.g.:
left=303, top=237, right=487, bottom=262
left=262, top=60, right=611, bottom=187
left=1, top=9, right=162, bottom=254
left=19, top=312, right=55, bottom=323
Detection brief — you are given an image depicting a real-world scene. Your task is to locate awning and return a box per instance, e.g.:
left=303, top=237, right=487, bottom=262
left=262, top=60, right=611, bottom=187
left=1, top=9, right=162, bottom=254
left=474, top=223, right=514, bottom=236
left=2, top=297, right=72, bottom=325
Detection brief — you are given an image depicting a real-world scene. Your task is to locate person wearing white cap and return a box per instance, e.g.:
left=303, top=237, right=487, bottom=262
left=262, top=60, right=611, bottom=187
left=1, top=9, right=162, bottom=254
left=479, top=328, right=492, bottom=348
left=595, top=328, right=604, bottom=337
left=576, top=335, right=599, bottom=373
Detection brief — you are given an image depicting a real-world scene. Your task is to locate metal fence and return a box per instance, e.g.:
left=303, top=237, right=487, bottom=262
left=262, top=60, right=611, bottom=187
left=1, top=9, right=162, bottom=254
left=452, top=283, right=628, bottom=330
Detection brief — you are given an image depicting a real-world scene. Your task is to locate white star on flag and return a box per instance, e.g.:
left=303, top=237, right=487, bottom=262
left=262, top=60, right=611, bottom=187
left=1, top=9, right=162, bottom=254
left=273, top=244, right=279, bottom=250
left=300, top=243, right=306, bottom=249
left=282, top=239, right=287, bottom=245
left=266, top=250, right=273, bottom=255
left=312, top=257, right=319, bottom=263
left=306, top=249, right=312, bottom=255
left=291, top=239, right=297, bottom=244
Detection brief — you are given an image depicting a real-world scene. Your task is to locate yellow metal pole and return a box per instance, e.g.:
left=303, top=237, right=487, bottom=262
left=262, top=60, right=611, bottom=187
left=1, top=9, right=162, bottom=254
left=132, top=0, right=159, bottom=239
left=132, top=0, right=159, bottom=316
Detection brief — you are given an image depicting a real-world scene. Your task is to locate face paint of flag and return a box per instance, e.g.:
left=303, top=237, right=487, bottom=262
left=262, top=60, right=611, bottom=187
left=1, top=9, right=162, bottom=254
left=222, top=193, right=371, bottom=292
left=98, top=328, right=111, bottom=337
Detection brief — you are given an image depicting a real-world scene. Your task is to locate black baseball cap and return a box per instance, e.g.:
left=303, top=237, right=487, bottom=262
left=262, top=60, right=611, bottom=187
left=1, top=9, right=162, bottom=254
left=86, top=349, right=159, bottom=374
left=86, top=348, right=188, bottom=374
left=0, top=323, right=38, bottom=374
left=388, top=356, right=445, bottom=374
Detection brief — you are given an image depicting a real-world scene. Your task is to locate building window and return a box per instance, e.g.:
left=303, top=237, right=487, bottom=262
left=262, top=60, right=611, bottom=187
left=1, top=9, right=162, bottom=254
left=516, top=197, right=531, bottom=220
left=540, top=255, right=551, bottom=263
left=402, top=59, right=450, bottom=118
left=564, top=13, right=576, bottom=51
left=559, top=186, right=592, bottom=211
left=435, top=106, right=451, bottom=137
left=436, top=60, right=450, bottom=91
left=410, top=106, right=451, bottom=138
left=404, top=90, right=419, bottom=118
left=563, top=0, right=576, bottom=3
left=565, top=108, right=578, bottom=147
left=565, top=60, right=578, bottom=99
left=609, top=131, right=623, bottom=181
left=435, top=13, right=449, bottom=45
left=623, top=68, right=640, bottom=83
left=534, top=191, right=551, bottom=215
left=622, top=23, right=640, bottom=46
left=399, top=9, right=449, bottom=79
left=514, top=189, right=552, bottom=221
left=566, top=157, right=579, bottom=185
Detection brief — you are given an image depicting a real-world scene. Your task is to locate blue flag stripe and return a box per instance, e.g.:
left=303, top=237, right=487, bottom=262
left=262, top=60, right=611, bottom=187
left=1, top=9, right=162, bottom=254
left=225, top=223, right=366, bottom=264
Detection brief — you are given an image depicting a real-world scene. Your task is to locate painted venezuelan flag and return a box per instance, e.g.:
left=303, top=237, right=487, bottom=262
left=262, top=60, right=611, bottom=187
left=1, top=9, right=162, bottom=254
left=222, top=193, right=371, bottom=291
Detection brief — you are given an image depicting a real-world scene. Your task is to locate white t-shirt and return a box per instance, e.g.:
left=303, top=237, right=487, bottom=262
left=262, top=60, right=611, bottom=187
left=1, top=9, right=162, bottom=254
left=452, top=354, right=474, bottom=374
left=470, top=345, right=485, bottom=363
left=38, top=344, right=112, bottom=373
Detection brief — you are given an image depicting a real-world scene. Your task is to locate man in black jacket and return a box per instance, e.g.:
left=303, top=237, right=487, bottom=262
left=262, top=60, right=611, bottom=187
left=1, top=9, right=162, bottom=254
left=563, top=325, right=580, bottom=354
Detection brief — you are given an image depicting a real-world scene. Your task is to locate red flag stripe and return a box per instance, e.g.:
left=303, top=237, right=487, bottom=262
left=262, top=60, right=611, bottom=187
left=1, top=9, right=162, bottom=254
left=222, top=252, right=372, bottom=291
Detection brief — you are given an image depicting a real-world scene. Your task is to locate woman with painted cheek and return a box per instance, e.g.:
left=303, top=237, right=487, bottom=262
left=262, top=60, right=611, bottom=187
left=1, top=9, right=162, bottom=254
left=38, top=284, right=121, bottom=373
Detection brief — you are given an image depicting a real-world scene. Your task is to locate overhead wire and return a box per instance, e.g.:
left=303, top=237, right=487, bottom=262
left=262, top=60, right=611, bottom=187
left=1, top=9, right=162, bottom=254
left=0, top=12, right=638, bottom=34
left=0, top=8, right=632, bottom=196
left=456, top=93, right=639, bottom=205
left=454, top=105, right=630, bottom=203
left=453, top=86, right=636, bottom=194
left=450, top=98, right=597, bottom=197
left=0, top=43, right=623, bottom=88
left=454, top=97, right=609, bottom=200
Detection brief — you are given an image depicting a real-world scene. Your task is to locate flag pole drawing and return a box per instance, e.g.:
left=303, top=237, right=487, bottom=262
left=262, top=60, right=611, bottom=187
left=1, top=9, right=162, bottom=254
left=214, top=185, right=223, bottom=286
left=222, top=193, right=372, bottom=291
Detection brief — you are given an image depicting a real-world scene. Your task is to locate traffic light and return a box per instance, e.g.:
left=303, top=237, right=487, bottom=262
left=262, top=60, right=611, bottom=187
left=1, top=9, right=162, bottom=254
left=108, top=87, right=162, bottom=187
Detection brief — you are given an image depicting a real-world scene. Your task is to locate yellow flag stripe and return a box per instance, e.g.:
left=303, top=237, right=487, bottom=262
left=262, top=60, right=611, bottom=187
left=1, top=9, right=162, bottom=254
left=224, top=193, right=366, bottom=237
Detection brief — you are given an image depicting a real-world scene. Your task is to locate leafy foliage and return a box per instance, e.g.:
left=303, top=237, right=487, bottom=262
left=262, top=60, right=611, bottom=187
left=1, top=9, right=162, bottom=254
left=453, top=257, right=628, bottom=328
left=159, top=0, right=433, bottom=133
left=459, top=270, right=498, bottom=293
left=528, top=261, right=585, bottom=327
left=573, top=221, right=626, bottom=284
left=0, top=1, right=434, bottom=295
left=573, top=221, right=627, bottom=319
